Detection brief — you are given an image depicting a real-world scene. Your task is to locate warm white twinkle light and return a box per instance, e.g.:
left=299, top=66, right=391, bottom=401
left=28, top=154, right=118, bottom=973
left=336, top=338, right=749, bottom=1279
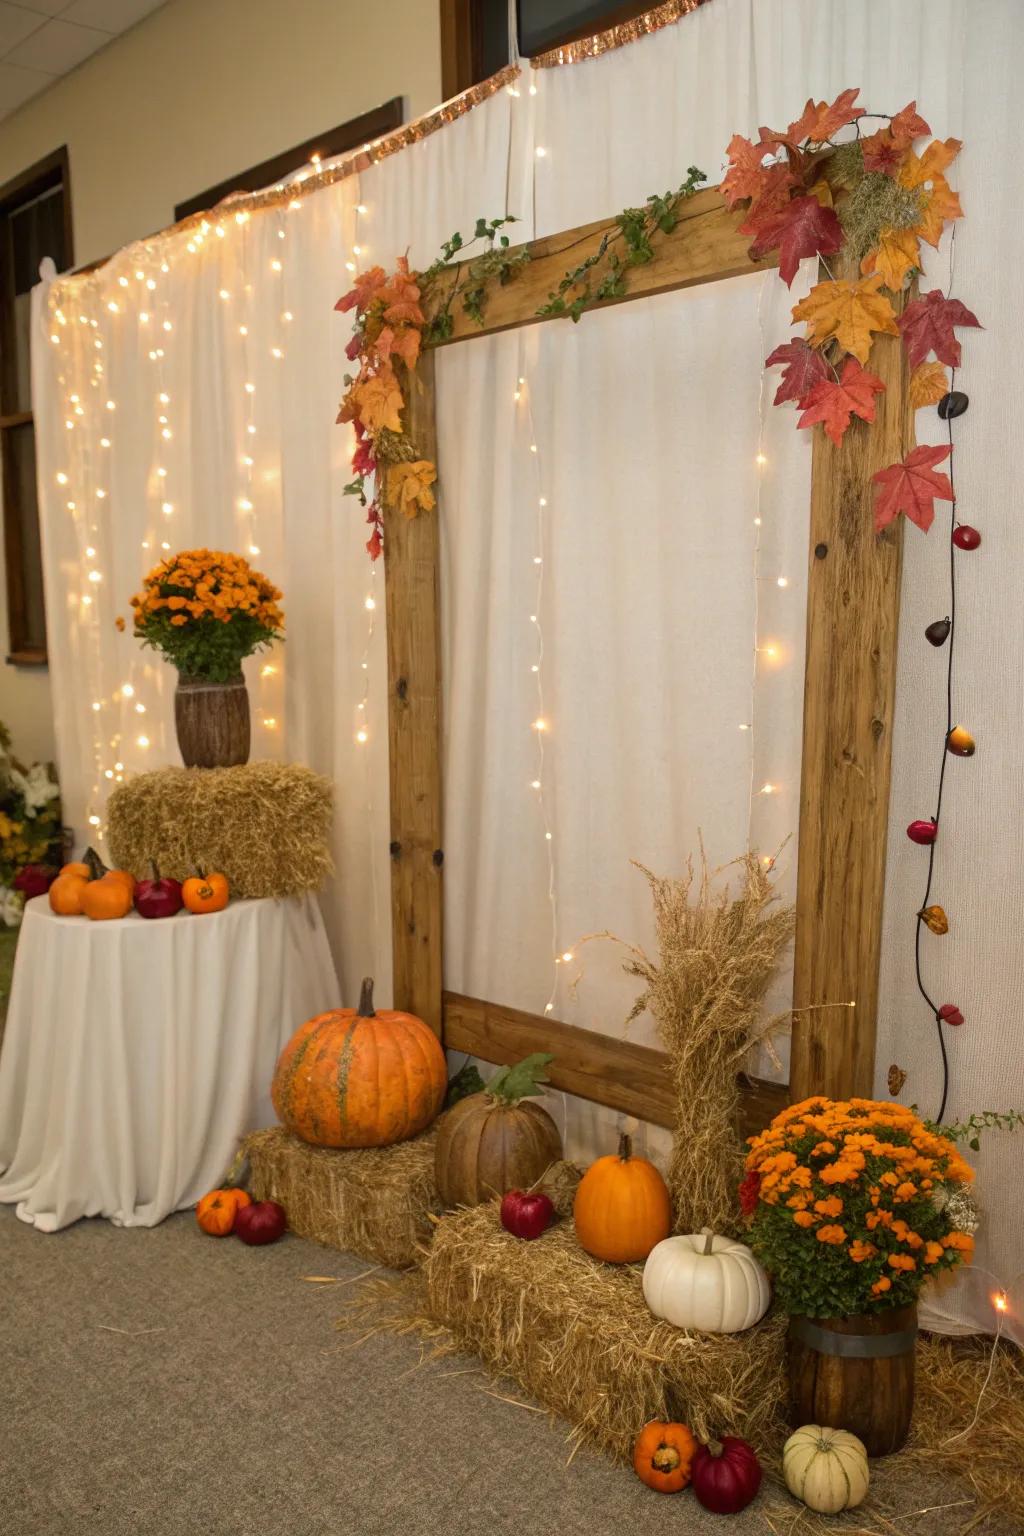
left=777, top=576, right=788, bottom=588
left=364, top=595, right=376, bottom=611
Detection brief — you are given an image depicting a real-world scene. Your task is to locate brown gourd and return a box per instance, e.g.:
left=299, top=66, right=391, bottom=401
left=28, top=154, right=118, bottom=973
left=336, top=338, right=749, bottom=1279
left=434, top=1053, right=563, bottom=1208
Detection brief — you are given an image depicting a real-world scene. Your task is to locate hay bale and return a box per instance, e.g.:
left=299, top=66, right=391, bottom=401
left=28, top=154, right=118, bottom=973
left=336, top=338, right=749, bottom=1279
left=421, top=1202, right=787, bottom=1464
left=243, top=1125, right=441, bottom=1269
left=107, top=763, right=332, bottom=898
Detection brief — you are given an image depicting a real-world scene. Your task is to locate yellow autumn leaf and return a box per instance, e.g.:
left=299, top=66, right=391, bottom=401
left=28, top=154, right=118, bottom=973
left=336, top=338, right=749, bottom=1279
left=791, top=274, right=899, bottom=365
left=806, top=178, right=834, bottom=209
left=388, top=459, right=437, bottom=519
left=913, top=178, right=963, bottom=249
left=861, top=227, right=920, bottom=291
left=898, top=137, right=961, bottom=190
left=353, top=370, right=404, bottom=434
left=908, top=361, right=948, bottom=410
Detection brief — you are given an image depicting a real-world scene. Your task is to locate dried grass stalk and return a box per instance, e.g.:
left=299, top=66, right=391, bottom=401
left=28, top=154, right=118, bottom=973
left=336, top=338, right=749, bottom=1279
left=415, top=1202, right=787, bottom=1463
left=244, top=1125, right=440, bottom=1270
left=606, top=851, right=794, bottom=1235
left=108, top=762, right=332, bottom=898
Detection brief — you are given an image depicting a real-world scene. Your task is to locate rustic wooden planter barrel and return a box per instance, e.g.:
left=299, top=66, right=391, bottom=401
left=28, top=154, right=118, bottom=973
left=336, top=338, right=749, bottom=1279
left=174, top=673, right=251, bottom=769
left=787, top=1304, right=916, bottom=1456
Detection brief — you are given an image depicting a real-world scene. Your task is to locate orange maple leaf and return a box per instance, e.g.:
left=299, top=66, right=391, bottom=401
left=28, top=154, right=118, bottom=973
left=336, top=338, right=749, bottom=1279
left=775, top=88, right=864, bottom=148
left=797, top=357, right=886, bottom=445
left=387, top=460, right=437, bottom=519
left=861, top=227, right=921, bottom=291
left=791, top=274, right=899, bottom=364
left=336, top=265, right=388, bottom=314
left=913, top=179, right=963, bottom=249
left=375, top=324, right=422, bottom=370
left=908, top=361, right=948, bottom=410
left=352, top=368, right=404, bottom=434
left=872, top=444, right=953, bottom=533
left=899, top=137, right=962, bottom=190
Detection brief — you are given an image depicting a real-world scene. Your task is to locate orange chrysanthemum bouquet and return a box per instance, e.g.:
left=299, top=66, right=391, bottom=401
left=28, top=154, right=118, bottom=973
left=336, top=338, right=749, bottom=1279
left=128, top=549, right=284, bottom=684
left=741, top=1098, right=976, bottom=1317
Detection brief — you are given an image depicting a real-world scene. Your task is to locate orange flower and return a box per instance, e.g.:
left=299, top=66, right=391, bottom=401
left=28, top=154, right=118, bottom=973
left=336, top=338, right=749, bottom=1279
left=849, top=1240, right=877, bottom=1263
left=814, top=1196, right=844, bottom=1218
left=941, top=1232, right=975, bottom=1254
left=924, top=1241, right=944, bottom=1265
left=816, top=1224, right=847, bottom=1245
left=170, top=614, right=188, bottom=626
left=872, top=1276, right=892, bottom=1295
left=888, top=1253, right=916, bottom=1272
left=894, top=1182, right=918, bottom=1201
left=793, top=1210, right=815, bottom=1228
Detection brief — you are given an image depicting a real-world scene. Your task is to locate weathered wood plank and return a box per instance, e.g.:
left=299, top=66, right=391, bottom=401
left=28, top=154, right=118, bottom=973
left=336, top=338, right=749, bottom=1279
left=427, top=184, right=778, bottom=347
left=443, top=991, right=788, bottom=1139
left=789, top=278, right=916, bottom=1101
left=381, top=352, right=444, bottom=1036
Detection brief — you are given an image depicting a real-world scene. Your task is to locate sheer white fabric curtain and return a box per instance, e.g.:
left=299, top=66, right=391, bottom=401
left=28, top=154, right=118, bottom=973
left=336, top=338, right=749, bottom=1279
left=32, top=0, right=1024, bottom=1330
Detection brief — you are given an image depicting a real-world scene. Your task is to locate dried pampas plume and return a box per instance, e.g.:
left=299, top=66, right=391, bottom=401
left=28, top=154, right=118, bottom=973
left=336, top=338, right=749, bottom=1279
left=591, top=848, right=795, bottom=1236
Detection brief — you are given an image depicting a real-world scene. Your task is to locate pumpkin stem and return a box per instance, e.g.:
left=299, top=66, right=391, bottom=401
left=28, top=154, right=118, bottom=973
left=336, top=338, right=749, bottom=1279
left=150, top=859, right=161, bottom=882
left=358, top=977, right=376, bottom=1017
left=618, top=1132, right=632, bottom=1162
left=702, top=1230, right=716, bottom=1256
left=84, top=846, right=108, bottom=881
left=705, top=1438, right=724, bottom=1458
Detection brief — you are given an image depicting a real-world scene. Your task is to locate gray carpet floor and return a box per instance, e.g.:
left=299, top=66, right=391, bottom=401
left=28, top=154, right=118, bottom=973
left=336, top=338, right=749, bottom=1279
left=0, top=1206, right=1015, bottom=1536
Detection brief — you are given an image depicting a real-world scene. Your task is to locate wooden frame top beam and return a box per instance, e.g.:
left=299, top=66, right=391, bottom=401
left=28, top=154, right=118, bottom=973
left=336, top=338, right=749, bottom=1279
left=428, top=184, right=778, bottom=347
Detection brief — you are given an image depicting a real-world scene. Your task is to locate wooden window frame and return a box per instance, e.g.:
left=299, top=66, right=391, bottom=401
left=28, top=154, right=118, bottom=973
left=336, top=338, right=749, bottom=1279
left=0, top=145, right=73, bottom=667
left=174, top=98, right=405, bottom=223
left=441, top=1, right=663, bottom=96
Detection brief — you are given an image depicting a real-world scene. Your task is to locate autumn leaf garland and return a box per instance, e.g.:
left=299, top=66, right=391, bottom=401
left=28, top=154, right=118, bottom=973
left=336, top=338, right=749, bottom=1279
left=724, top=87, right=979, bottom=536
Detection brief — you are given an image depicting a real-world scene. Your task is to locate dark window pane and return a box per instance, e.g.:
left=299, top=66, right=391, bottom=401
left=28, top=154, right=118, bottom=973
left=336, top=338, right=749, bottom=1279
left=4, top=423, right=46, bottom=654
left=11, top=185, right=66, bottom=295
left=516, top=0, right=652, bottom=54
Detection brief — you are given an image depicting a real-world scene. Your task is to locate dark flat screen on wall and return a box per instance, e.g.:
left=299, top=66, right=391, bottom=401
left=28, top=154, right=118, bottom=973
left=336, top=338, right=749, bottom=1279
left=516, top=0, right=637, bottom=55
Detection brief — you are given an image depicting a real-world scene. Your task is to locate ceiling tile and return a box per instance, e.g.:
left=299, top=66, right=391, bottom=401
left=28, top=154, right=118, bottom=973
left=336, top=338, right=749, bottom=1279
left=6, top=15, right=106, bottom=71
left=5, top=2, right=74, bottom=16
left=0, top=59, right=53, bottom=118
left=0, top=4, right=47, bottom=53
left=60, top=0, right=166, bottom=34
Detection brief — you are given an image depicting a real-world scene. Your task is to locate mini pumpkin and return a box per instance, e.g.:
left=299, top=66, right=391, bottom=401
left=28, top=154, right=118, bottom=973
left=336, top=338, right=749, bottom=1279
left=573, top=1132, right=671, bottom=1263
left=783, top=1425, right=869, bottom=1514
left=691, top=1436, right=762, bottom=1514
left=272, top=977, right=448, bottom=1148
left=196, top=1187, right=251, bottom=1236
left=82, top=875, right=134, bottom=921
left=632, top=1419, right=697, bottom=1493
left=434, top=1053, right=562, bottom=1208
left=183, top=870, right=230, bottom=915
left=642, top=1230, right=770, bottom=1333
left=49, top=872, right=90, bottom=916
left=59, top=861, right=92, bottom=881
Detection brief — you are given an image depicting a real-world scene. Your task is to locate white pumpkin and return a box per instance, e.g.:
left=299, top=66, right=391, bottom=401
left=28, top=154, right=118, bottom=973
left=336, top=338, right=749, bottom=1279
left=783, top=1425, right=869, bottom=1513
left=642, top=1229, right=770, bottom=1333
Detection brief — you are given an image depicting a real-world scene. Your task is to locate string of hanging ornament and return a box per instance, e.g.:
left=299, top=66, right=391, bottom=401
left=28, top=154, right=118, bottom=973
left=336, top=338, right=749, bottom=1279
left=905, top=224, right=977, bottom=1126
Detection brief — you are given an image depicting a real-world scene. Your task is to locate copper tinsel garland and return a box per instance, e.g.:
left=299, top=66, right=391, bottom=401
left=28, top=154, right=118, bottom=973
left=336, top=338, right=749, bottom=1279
left=531, top=0, right=710, bottom=67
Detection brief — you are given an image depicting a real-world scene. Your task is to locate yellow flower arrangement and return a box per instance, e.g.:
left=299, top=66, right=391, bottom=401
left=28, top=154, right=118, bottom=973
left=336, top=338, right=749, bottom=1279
left=125, top=549, right=284, bottom=684
left=740, top=1097, right=977, bottom=1316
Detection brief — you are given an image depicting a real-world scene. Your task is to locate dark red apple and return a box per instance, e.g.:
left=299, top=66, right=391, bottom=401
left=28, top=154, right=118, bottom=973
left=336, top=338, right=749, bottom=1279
left=235, top=1200, right=287, bottom=1245
left=938, top=1003, right=965, bottom=1027
left=13, top=865, right=58, bottom=899
left=906, top=819, right=938, bottom=846
left=500, top=1189, right=554, bottom=1240
left=134, top=861, right=183, bottom=919
left=952, top=524, right=981, bottom=551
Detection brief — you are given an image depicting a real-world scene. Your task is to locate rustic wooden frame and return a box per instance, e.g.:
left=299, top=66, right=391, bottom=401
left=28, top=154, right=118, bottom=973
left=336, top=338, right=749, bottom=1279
left=380, top=176, right=912, bottom=1131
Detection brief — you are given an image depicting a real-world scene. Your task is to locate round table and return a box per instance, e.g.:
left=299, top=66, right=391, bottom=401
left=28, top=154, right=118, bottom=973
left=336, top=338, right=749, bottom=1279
left=0, top=893, right=339, bottom=1232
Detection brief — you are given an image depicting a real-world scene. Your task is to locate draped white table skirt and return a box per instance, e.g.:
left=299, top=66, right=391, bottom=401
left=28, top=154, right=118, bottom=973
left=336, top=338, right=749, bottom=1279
left=0, top=893, right=339, bottom=1232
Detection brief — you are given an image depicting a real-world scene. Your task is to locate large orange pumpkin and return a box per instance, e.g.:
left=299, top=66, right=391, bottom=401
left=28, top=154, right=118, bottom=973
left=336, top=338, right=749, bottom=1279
left=271, top=977, right=447, bottom=1148
left=574, top=1132, right=672, bottom=1263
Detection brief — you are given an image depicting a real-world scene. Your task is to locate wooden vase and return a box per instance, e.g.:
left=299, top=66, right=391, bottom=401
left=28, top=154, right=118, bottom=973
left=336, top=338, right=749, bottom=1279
left=787, top=1305, right=916, bottom=1456
left=174, top=673, right=250, bottom=769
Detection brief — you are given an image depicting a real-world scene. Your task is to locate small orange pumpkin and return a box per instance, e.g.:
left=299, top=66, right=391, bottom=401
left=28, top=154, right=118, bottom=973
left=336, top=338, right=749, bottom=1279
left=49, top=873, right=90, bottom=916
left=82, top=875, right=134, bottom=921
left=574, top=1132, right=672, bottom=1263
left=60, top=861, right=92, bottom=881
left=633, top=1419, right=698, bottom=1493
left=105, top=868, right=137, bottom=900
left=196, top=1187, right=251, bottom=1236
left=182, top=869, right=229, bottom=915
left=272, top=977, right=448, bottom=1148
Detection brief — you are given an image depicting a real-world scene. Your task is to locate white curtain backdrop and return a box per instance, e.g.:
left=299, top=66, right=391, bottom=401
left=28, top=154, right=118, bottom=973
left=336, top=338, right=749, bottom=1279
left=30, top=0, right=1024, bottom=1332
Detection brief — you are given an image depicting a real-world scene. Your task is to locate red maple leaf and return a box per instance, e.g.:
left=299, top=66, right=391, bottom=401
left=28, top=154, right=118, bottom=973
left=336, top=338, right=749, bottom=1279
left=889, top=101, right=931, bottom=145
left=797, top=358, right=886, bottom=444
left=721, top=134, right=774, bottom=207
left=872, top=444, right=953, bottom=533
left=898, top=289, right=982, bottom=368
left=860, top=128, right=904, bottom=176
left=736, top=165, right=796, bottom=241
left=748, top=195, right=844, bottom=287
left=765, top=340, right=829, bottom=406
left=772, top=88, right=865, bottom=149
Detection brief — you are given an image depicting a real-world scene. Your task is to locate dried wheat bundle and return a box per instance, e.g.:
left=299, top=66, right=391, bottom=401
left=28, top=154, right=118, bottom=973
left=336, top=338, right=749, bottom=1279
left=605, top=850, right=794, bottom=1236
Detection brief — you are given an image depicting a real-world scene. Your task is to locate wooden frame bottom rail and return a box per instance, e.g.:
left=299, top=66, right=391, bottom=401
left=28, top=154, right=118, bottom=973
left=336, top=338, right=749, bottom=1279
left=443, top=992, right=788, bottom=1141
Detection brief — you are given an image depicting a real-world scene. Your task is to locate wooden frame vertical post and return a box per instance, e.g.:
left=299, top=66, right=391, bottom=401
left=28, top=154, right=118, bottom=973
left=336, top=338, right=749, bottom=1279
left=382, top=352, right=444, bottom=1036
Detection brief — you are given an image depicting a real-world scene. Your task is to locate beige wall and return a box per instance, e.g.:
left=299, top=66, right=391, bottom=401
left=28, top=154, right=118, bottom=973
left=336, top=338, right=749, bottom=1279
left=0, top=0, right=442, bottom=772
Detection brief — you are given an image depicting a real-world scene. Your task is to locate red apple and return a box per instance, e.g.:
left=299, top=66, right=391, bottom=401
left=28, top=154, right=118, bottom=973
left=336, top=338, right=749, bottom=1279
left=906, top=819, right=938, bottom=846
left=938, top=1003, right=965, bottom=1027
left=134, top=861, right=183, bottom=919
left=500, top=1189, right=554, bottom=1240
left=234, top=1200, right=287, bottom=1245
left=952, top=524, right=981, bottom=551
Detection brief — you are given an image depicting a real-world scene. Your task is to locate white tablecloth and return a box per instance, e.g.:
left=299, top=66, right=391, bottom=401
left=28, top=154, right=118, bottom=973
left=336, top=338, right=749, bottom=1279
left=0, top=893, right=339, bottom=1232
